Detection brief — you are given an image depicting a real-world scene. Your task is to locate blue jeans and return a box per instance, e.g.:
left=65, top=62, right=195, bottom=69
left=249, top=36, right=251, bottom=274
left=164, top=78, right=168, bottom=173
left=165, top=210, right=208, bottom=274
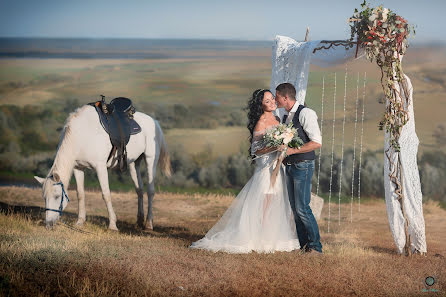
left=285, top=160, right=322, bottom=253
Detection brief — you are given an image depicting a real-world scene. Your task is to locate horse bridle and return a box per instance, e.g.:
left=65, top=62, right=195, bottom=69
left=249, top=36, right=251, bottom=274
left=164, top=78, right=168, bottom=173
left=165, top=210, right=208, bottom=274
left=43, top=181, right=97, bottom=235
left=45, top=181, right=70, bottom=214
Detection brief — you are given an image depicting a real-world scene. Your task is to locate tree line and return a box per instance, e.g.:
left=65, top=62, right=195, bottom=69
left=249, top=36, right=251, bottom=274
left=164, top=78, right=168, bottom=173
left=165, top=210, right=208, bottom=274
left=0, top=103, right=445, bottom=206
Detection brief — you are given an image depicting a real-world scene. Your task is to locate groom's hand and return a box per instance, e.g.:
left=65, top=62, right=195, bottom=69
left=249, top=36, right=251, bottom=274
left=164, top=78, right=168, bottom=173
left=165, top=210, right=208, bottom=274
left=286, top=141, right=321, bottom=155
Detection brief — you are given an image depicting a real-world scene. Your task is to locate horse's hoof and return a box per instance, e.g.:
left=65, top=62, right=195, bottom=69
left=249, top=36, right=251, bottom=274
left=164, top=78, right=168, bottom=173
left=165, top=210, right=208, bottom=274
left=144, top=220, right=153, bottom=230
left=108, top=225, right=119, bottom=232
left=75, top=219, right=85, bottom=226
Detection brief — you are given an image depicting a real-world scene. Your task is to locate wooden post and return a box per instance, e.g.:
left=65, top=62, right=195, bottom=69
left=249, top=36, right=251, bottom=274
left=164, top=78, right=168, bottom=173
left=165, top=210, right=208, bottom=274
left=305, top=26, right=310, bottom=42
left=398, top=153, right=412, bottom=256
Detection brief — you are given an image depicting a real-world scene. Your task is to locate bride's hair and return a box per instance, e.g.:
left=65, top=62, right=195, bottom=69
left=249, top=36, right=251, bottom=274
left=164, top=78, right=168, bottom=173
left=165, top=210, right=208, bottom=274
left=246, top=89, right=271, bottom=154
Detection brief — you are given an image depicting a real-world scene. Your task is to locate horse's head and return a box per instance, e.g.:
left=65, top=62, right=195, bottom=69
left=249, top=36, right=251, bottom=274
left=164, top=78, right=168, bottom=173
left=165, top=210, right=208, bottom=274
left=34, top=173, right=68, bottom=228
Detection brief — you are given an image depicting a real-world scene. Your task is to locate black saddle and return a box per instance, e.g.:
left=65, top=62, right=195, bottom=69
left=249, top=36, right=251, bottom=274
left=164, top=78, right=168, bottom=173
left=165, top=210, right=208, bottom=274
left=89, top=96, right=141, bottom=171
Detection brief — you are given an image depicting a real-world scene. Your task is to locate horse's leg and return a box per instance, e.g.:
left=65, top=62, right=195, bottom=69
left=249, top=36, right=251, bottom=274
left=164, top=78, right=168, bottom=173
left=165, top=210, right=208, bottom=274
left=145, top=155, right=157, bottom=230
left=96, top=165, right=118, bottom=231
left=73, top=168, right=86, bottom=226
left=129, top=157, right=144, bottom=228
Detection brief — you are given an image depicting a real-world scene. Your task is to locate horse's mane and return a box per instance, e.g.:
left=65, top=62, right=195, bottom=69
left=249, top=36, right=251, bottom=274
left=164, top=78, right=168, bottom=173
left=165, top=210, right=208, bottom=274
left=48, top=105, right=90, bottom=184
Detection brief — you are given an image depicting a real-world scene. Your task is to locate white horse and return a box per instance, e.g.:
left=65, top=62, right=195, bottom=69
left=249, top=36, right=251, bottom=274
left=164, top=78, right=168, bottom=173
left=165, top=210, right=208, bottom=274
left=34, top=104, right=171, bottom=230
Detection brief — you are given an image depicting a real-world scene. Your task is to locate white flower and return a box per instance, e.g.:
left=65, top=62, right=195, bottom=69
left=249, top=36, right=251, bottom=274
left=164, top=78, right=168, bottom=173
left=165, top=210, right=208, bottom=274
left=369, top=14, right=377, bottom=22
left=283, top=132, right=294, bottom=144
left=382, top=8, right=389, bottom=22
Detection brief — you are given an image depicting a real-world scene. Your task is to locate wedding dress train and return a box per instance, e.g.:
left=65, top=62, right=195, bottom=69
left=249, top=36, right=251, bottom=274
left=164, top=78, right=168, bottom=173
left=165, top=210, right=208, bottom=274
left=190, top=131, right=300, bottom=253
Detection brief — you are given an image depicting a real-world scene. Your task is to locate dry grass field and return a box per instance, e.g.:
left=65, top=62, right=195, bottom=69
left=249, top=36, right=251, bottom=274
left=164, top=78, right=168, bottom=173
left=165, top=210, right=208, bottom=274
left=0, top=186, right=445, bottom=296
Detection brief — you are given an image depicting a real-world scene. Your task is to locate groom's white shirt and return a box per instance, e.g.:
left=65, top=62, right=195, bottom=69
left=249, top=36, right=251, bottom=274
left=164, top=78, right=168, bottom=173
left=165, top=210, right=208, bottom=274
left=282, top=101, right=322, bottom=145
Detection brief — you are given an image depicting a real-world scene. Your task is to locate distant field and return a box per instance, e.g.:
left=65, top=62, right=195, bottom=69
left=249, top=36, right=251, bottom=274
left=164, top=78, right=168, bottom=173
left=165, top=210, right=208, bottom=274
left=0, top=57, right=271, bottom=108
left=165, top=126, right=249, bottom=156
left=0, top=45, right=445, bottom=156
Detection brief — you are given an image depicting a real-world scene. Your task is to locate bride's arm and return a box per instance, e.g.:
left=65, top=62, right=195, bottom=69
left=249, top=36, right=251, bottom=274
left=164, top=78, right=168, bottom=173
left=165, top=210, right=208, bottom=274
left=251, top=121, right=285, bottom=156
left=255, top=145, right=286, bottom=155
left=254, top=145, right=277, bottom=155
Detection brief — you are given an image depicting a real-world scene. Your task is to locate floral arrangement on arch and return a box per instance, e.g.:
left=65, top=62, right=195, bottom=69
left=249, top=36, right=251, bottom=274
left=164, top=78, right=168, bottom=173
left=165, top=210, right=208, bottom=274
left=348, top=0, right=416, bottom=151
left=348, top=1, right=415, bottom=63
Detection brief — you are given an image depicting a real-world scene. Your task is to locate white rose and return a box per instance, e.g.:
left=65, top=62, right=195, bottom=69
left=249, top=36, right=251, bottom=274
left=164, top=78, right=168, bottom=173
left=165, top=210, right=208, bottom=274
left=369, top=10, right=378, bottom=22
left=283, top=132, right=293, bottom=144
left=382, top=9, right=388, bottom=22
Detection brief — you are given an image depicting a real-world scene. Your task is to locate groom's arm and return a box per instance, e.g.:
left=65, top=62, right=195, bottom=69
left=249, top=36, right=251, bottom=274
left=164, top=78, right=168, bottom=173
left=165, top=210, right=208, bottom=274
left=287, top=141, right=321, bottom=155
left=287, top=108, right=322, bottom=156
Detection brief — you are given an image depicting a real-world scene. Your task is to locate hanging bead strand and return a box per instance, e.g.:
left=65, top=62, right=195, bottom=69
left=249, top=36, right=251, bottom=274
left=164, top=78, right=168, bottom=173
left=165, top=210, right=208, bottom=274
left=328, top=73, right=337, bottom=233
left=316, top=75, right=325, bottom=197
left=351, top=72, right=360, bottom=223
left=338, top=68, right=347, bottom=225
left=358, top=72, right=367, bottom=213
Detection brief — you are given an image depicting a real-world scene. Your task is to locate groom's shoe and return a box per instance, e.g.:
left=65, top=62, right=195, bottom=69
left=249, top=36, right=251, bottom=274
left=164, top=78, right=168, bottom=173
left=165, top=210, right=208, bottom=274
left=300, top=243, right=309, bottom=253
left=295, top=248, right=306, bottom=255
left=306, top=248, right=323, bottom=256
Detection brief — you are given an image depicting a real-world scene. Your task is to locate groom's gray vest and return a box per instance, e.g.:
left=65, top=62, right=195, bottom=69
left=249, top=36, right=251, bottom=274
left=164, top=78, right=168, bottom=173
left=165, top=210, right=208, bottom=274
left=283, top=105, right=316, bottom=164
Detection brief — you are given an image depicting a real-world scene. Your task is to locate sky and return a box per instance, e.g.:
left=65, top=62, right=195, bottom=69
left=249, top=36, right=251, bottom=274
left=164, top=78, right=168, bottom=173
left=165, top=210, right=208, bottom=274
left=0, top=0, right=444, bottom=43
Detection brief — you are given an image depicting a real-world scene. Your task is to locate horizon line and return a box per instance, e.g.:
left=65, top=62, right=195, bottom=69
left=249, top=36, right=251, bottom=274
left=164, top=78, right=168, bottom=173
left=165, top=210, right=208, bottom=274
left=0, top=36, right=444, bottom=46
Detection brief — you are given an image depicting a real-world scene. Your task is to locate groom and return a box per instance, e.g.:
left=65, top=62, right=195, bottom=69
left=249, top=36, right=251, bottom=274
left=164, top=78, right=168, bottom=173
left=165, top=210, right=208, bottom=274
left=275, top=83, right=323, bottom=254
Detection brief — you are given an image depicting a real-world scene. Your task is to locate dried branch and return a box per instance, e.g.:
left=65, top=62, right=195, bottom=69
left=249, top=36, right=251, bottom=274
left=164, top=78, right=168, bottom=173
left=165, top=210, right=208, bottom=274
left=312, top=40, right=356, bottom=53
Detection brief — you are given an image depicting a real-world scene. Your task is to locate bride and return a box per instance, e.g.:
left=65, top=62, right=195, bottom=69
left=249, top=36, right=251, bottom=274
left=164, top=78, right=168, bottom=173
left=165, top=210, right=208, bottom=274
left=190, top=89, right=300, bottom=253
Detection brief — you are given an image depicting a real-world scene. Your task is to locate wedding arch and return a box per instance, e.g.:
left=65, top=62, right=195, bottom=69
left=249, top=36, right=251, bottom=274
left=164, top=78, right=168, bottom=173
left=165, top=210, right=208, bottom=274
left=270, top=2, right=426, bottom=256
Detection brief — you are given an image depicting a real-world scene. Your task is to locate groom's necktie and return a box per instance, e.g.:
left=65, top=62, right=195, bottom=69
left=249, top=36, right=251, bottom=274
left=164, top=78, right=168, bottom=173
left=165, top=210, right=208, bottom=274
left=282, top=114, right=287, bottom=124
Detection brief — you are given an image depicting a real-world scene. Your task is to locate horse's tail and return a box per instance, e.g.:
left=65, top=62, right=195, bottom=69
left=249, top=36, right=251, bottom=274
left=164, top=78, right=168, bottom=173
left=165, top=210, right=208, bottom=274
left=155, top=121, right=172, bottom=178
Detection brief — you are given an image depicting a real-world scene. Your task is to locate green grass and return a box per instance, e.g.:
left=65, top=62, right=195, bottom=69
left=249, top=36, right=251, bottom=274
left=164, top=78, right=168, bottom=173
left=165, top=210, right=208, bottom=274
left=0, top=171, right=35, bottom=180
left=436, top=200, right=446, bottom=210
left=317, top=192, right=375, bottom=204
left=0, top=170, right=239, bottom=196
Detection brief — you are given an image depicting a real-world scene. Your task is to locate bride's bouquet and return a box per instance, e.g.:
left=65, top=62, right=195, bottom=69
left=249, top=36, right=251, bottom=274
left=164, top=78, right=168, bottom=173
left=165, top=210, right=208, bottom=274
left=263, top=123, right=304, bottom=188
left=263, top=123, right=304, bottom=150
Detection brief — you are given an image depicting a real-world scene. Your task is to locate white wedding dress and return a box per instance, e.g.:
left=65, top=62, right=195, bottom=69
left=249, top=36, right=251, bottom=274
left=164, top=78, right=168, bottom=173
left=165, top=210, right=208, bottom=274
left=190, top=130, right=300, bottom=253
